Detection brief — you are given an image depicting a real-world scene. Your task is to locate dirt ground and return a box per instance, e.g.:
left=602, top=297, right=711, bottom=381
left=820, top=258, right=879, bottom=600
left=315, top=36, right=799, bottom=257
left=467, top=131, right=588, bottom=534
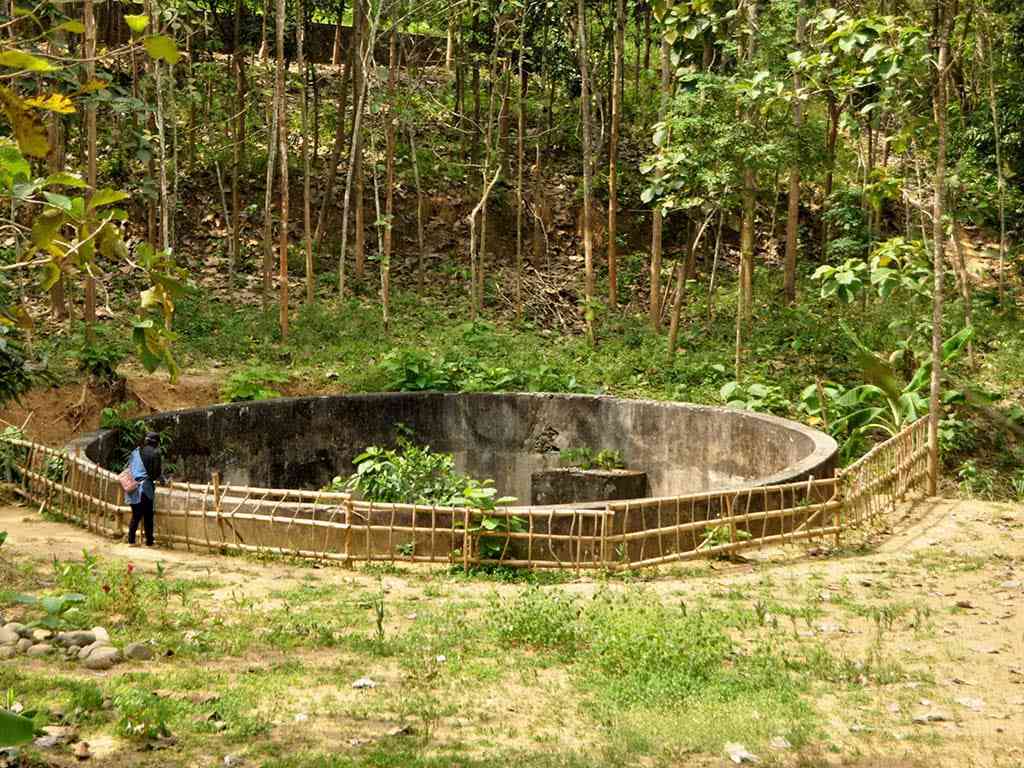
left=0, top=373, right=221, bottom=447
left=1, top=495, right=1022, bottom=767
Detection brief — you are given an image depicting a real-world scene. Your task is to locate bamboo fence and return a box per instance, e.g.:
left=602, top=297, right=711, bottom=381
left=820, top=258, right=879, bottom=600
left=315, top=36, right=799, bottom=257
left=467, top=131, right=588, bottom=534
left=1, top=418, right=933, bottom=571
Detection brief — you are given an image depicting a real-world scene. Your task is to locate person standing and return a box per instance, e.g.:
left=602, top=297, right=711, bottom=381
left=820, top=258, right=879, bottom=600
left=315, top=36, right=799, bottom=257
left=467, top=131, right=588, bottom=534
left=126, top=432, right=163, bottom=547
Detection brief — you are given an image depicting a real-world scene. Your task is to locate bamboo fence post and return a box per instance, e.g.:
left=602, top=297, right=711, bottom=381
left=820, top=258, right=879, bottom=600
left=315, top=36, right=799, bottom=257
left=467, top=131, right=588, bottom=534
left=212, top=472, right=224, bottom=547
left=366, top=501, right=374, bottom=563
left=462, top=507, right=470, bottom=573
left=344, top=497, right=353, bottom=567
left=599, top=505, right=609, bottom=569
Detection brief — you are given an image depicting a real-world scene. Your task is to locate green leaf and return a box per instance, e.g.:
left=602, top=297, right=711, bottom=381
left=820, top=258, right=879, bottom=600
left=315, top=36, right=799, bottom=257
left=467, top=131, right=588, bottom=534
left=31, top=208, right=64, bottom=250
left=0, top=49, right=56, bottom=72
left=0, top=143, right=29, bottom=190
left=0, top=709, right=35, bottom=747
left=39, top=259, right=61, bottom=291
left=43, top=191, right=72, bottom=211
left=44, top=171, right=86, bottom=188
left=0, top=85, right=49, bottom=157
left=90, top=187, right=130, bottom=209
left=143, top=35, right=180, bottom=65
left=25, top=93, right=74, bottom=114
left=862, top=42, right=884, bottom=63
left=40, top=595, right=64, bottom=614
left=57, top=19, right=86, bottom=34
left=124, top=14, right=150, bottom=34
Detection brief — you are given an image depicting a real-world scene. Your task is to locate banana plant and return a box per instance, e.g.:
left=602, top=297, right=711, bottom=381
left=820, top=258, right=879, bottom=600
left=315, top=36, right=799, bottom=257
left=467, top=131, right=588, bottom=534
left=801, top=323, right=973, bottom=461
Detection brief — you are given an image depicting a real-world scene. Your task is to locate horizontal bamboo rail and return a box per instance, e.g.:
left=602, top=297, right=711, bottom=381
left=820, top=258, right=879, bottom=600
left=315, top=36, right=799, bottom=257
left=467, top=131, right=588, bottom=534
left=1, top=417, right=933, bottom=571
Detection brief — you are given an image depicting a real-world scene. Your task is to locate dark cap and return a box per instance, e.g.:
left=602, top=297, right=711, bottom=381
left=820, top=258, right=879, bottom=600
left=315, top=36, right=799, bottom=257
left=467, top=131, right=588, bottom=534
left=144, top=431, right=160, bottom=446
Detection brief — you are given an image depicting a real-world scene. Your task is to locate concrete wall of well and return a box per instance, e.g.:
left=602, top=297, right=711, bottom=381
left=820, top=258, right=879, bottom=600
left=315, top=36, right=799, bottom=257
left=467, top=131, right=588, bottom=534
left=82, top=393, right=838, bottom=504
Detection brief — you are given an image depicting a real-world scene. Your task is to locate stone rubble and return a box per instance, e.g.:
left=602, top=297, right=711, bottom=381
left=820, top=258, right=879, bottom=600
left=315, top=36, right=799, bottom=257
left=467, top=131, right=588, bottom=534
left=0, top=622, right=154, bottom=670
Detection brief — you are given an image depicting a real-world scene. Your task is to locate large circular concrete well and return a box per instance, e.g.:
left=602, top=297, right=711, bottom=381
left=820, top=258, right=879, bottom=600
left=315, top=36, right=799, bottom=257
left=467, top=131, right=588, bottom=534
left=83, top=393, right=838, bottom=505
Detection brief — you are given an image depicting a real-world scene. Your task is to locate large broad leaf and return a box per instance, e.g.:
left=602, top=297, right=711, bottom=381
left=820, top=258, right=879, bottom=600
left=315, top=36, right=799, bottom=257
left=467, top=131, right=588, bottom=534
left=0, top=85, right=49, bottom=158
left=124, top=14, right=149, bottom=34
left=0, top=142, right=30, bottom=190
left=0, top=709, right=34, bottom=747
left=30, top=208, right=65, bottom=250
left=144, top=35, right=180, bottom=65
left=96, top=222, right=128, bottom=260
left=132, top=320, right=179, bottom=381
left=0, top=50, right=56, bottom=72
left=24, top=93, right=74, bottom=114
left=44, top=171, right=86, bottom=188
left=90, top=187, right=130, bottom=209
left=39, top=260, right=61, bottom=291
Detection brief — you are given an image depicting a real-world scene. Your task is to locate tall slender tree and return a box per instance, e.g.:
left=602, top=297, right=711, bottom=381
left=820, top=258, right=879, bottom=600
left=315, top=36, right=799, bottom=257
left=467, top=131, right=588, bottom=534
left=576, top=0, right=596, bottom=345
left=928, top=0, right=952, bottom=496
left=382, top=7, right=398, bottom=331
left=649, top=37, right=670, bottom=331
left=607, top=0, right=624, bottom=309
left=783, top=0, right=805, bottom=305
left=83, top=0, right=97, bottom=340
left=275, top=0, right=290, bottom=338
left=298, top=0, right=314, bottom=303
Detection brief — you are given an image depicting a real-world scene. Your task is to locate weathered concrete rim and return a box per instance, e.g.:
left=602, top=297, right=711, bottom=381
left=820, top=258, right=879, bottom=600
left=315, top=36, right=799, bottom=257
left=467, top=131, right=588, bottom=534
left=72, top=392, right=838, bottom=507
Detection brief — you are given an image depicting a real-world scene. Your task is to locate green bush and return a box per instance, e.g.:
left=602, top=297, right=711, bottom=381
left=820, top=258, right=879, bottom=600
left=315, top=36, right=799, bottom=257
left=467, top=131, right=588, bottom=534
left=341, top=437, right=467, bottom=504
left=221, top=364, right=290, bottom=402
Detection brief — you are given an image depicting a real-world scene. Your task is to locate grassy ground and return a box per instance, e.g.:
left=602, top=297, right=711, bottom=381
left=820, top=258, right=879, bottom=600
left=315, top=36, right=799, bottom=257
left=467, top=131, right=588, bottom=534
left=1, top=496, right=1022, bottom=767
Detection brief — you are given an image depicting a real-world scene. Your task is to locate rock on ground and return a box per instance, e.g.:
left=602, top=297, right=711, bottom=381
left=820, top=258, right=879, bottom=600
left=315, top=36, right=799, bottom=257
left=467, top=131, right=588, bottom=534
left=57, top=630, right=96, bottom=647
left=82, top=647, right=121, bottom=671
left=124, top=642, right=153, bottom=661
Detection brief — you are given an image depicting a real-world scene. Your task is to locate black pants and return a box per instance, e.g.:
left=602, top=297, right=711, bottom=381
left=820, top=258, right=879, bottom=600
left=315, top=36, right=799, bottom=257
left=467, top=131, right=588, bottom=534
left=128, top=492, right=155, bottom=546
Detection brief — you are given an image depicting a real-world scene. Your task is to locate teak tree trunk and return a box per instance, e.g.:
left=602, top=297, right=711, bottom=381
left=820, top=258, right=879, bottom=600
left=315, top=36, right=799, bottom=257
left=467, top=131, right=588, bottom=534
left=607, top=0, right=624, bottom=309
left=262, top=87, right=278, bottom=304
left=314, top=0, right=350, bottom=252
left=928, top=1, right=951, bottom=497
left=382, top=20, right=398, bottom=332
left=298, top=0, right=314, bottom=303
left=337, top=0, right=381, bottom=296
left=649, top=37, right=670, bottom=331
left=83, top=0, right=97, bottom=340
left=738, top=0, right=758, bottom=323
left=275, top=0, right=290, bottom=339
left=783, top=0, right=805, bottom=305
left=576, top=0, right=596, bottom=346
left=230, top=0, right=247, bottom=279
left=352, top=0, right=366, bottom=280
